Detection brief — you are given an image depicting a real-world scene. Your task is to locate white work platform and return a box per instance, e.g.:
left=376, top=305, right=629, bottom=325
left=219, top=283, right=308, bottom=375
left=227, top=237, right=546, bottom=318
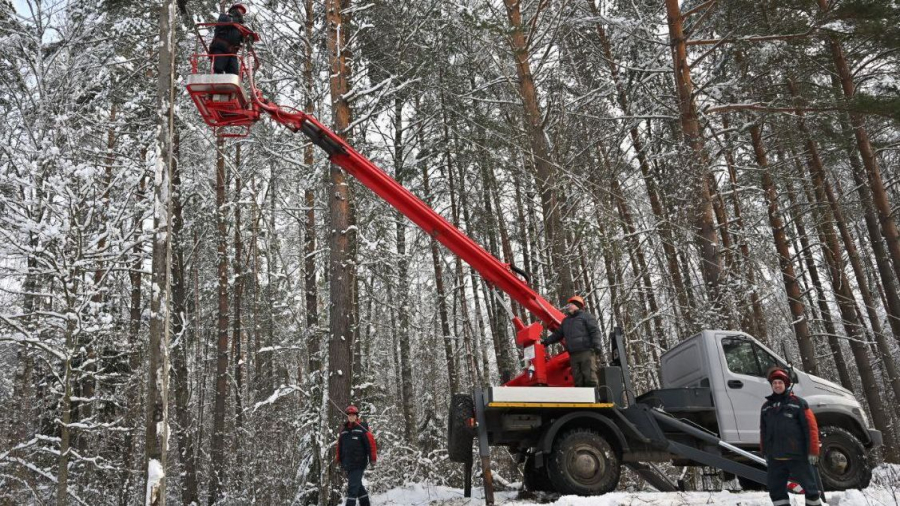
left=185, top=73, right=250, bottom=105
left=486, top=387, right=611, bottom=408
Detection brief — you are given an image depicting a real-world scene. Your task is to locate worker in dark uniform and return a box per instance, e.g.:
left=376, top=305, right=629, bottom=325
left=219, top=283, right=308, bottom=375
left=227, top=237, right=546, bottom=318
left=336, top=405, right=377, bottom=506
left=760, top=367, right=822, bottom=506
left=209, top=3, right=247, bottom=75
left=541, top=295, right=603, bottom=388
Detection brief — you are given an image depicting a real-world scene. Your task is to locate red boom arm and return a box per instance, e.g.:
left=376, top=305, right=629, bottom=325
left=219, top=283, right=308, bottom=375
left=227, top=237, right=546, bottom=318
left=185, top=27, right=573, bottom=384
left=254, top=101, right=574, bottom=386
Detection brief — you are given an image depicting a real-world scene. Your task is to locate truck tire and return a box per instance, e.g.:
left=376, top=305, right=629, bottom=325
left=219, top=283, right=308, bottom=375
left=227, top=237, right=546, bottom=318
left=547, top=428, right=621, bottom=495
left=523, top=455, right=554, bottom=493
left=447, top=393, right=475, bottom=463
left=818, top=426, right=871, bottom=490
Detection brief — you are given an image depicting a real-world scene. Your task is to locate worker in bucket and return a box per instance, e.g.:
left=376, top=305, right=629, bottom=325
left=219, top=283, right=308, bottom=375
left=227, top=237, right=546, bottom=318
left=336, top=405, right=377, bottom=506
left=760, top=367, right=822, bottom=506
left=540, top=295, right=603, bottom=387
left=209, top=3, right=248, bottom=75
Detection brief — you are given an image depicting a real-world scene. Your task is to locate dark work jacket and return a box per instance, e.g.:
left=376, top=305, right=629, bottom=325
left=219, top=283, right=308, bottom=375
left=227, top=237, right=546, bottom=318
left=543, top=309, right=602, bottom=354
left=760, top=392, right=820, bottom=459
left=210, top=13, right=244, bottom=53
left=336, top=420, right=377, bottom=470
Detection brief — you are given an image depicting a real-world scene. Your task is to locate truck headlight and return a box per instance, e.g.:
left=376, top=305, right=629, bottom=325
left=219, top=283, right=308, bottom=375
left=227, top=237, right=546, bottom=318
left=853, top=407, right=870, bottom=428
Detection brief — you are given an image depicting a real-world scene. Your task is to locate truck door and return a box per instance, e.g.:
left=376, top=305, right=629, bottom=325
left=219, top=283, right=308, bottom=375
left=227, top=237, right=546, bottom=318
left=718, top=335, right=783, bottom=443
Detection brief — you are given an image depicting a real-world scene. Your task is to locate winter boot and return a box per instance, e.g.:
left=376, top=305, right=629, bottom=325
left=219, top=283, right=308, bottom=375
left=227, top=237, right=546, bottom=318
left=358, top=494, right=370, bottom=506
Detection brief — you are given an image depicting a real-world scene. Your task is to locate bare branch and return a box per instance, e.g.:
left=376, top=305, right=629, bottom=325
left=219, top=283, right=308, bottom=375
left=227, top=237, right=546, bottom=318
left=686, top=29, right=816, bottom=46
left=682, top=0, right=717, bottom=19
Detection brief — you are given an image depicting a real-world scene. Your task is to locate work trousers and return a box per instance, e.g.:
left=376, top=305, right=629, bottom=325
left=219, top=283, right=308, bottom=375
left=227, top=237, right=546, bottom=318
left=344, top=467, right=370, bottom=506
left=569, top=350, right=598, bottom=388
left=766, top=458, right=821, bottom=506
left=209, top=42, right=240, bottom=75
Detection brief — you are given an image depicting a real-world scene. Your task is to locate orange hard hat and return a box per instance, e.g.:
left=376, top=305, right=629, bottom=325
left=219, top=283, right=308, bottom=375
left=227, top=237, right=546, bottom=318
left=567, top=295, right=585, bottom=309
left=346, top=405, right=359, bottom=415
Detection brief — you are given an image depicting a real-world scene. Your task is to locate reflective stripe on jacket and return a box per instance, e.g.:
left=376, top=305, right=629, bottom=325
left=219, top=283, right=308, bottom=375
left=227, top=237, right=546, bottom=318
left=760, top=392, right=820, bottom=459
left=336, top=420, right=377, bottom=470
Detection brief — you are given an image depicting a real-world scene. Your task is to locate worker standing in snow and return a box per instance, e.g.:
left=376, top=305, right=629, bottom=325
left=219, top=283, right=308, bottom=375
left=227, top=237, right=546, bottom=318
left=336, top=405, right=377, bottom=506
left=540, top=295, right=603, bottom=388
left=209, top=3, right=247, bottom=75
left=760, top=367, right=822, bottom=506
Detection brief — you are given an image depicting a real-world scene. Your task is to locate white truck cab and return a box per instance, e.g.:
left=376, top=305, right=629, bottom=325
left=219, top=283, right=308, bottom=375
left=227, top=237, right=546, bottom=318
left=660, top=330, right=881, bottom=489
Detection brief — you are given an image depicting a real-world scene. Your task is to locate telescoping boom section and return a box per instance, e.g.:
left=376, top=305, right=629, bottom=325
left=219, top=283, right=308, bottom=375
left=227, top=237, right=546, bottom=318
left=185, top=24, right=570, bottom=386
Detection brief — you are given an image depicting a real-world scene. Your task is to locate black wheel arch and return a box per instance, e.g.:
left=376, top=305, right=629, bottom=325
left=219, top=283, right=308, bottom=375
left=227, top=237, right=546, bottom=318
left=814, top=410, right=871, bottom=447
left=538, top=412, right=628, bottom=463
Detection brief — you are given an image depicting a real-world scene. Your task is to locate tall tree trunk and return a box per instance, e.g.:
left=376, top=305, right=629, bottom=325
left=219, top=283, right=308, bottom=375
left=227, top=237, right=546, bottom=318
left=830, top=75, right=900, bottom=345
left=251, top=175, right=267, bottom=394
left=749, top=125, right=817, bottom=374
left=609, top=176, right=663, bottom=383
left=488, top=162, right=524, bottom=321
left=501, top=0, right=573, bottom=302
left=664, top=0, right=723, bottom=307
left=588, top=0, right=692, bottom=328
left=459, top=162, right=491, bottom=383
left=232, top=146, right=245, bottom=478
left=209, top=136, right=230, bottom=505
left=786, top=82, right=900, bottom=407
left=796, top=151, right=900, bottom=461
left=818, top=0, right=900, bottom=284
left=478, top=161, right=516, bottom=380
left=325, top=0, right=355, bottom=499
left=422, top=152, right=457, bottom=393
left=720, top=116, right=767, bottom=341
left=511, top=165, right=534, bottom=301
left=303, top=0, right=320, bottom=367
left=121, top=172, right=147, bottom=506
left=170, top=137, right=199, bottom=506
left=784, top=177, right=855, bottom=391
left=392, top=95, right=417, bottom=444
left=57, top=322, right=75, bottom=506
left=302, top=0, right=323, bottom=497
left=145, top=0, right=177, bottom=501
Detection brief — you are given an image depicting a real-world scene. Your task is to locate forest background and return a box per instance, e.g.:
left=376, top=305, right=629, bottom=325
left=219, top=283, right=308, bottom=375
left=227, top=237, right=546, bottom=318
left=1, top=0, right=900, bottom=504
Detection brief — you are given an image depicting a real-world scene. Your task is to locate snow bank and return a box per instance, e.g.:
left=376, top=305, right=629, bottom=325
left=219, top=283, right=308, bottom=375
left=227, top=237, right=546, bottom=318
left=373, top=464, right=900, bottom=505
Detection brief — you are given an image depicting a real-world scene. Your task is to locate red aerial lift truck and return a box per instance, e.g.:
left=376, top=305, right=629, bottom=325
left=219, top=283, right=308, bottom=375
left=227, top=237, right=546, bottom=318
left=185, top=24, right=880, bottom=504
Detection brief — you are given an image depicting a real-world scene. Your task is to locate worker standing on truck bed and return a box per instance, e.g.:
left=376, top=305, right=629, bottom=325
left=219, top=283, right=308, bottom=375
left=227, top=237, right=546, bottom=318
left=760, top=367, right=822, bottom=506
left=336, top=405, right=377, bottom=506
left=541, top=295, right=603, bottom=388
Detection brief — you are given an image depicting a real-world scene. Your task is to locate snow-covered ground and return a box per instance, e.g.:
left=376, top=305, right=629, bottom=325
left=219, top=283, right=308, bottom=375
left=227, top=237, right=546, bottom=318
left=372, top=465, right=900, bottom=506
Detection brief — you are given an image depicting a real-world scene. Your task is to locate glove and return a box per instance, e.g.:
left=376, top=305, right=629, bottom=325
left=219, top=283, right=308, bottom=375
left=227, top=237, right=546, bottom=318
left=808, top=455, right=818, bottom=466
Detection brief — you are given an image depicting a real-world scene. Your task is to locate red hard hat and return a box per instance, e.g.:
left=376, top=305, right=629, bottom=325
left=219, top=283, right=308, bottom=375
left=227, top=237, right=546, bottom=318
left=346, top=405, right=359, bottom=415
left=767, top=367, right=791, bottom=387
left=229, top=3, right=247, bottom=14
left=567, top=295, right=585, bottom=309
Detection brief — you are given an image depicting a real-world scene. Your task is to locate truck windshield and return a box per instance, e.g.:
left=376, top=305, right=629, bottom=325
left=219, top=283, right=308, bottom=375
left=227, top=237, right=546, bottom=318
left=721, top=337, right=778, bottom=377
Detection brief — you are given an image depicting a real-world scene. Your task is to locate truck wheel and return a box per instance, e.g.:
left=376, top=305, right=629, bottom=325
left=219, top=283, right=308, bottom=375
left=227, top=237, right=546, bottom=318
left=447, top=393, right=475, bottom=463
left=547, top=428, right=621, bottom=495
left=523, top=455, right=554, bottom=492
left=818, top=426, right=871, bottom=490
